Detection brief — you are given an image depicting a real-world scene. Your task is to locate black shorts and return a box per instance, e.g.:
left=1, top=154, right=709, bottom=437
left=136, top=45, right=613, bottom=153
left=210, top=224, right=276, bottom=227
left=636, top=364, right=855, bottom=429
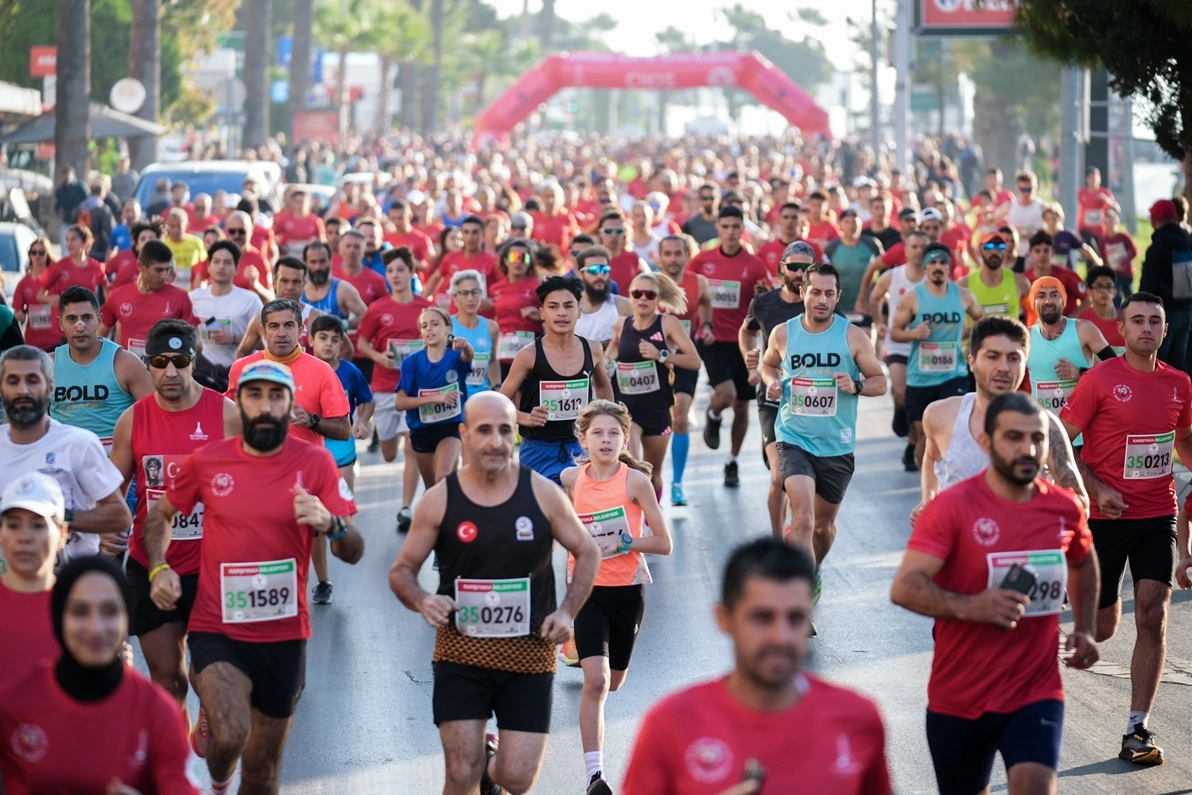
left=126, top=557, right=199, bottom=636
left=432, top=661, right=553, bottom=733
left=671, top=365, right=699, bottom=397
left=886, top=353, right=908, bottom=367
left=621, top=395, right=673, bottom=437
left=188, top=632, right=307, bottom=720
left=775, top=442, right=855, bottom=505
left=698, top=341, right=756, bottom=401
left=758, top=403, right=778, bottom=469
left=410, top=422, right=461, bottom=454
left=574, top=584, right=646, bottom=671
left=927, top=700, right=1064, bottom=795
left=1089, top=515, right=1177, bottom=609
left=905, top=376, right=971, bottom=423
left=352, top=356, right=374, bottom=384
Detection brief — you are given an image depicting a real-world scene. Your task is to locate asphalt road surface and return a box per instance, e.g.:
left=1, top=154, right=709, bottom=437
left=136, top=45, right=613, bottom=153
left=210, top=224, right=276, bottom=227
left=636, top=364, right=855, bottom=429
left=142, top=386, right=1192, bottom=794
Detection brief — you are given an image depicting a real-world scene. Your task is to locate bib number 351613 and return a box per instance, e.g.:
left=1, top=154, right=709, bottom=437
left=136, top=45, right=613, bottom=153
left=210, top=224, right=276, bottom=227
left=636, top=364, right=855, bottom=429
left=221, top=559, right=298, bottom=623
left=454, top=578, right=530, bottom=637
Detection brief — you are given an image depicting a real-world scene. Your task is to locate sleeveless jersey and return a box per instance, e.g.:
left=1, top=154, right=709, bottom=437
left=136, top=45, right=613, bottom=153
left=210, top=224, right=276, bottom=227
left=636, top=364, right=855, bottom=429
left=612, top=314, right=673, bottom=409
left=908, top=282, right=969, bottom=387
left=967, top=268, right=1019, bottom=318
left=128, top=388, right=227, bottom=575
left=50, top=338, right=133, bottom=451
left=570, top=462, right=650, bottom=587
left=434, top=467, right=556, bottom=674
left=776, top=315, right=860, bottom=457
left=885, top=265, right=924, bottom=357
left=1029, top=320, right=1089, bottom=445
left=935, top=392, right=987, bottom=492
left=518, top=336, right=595, bottom=442
left=452, top=316, right=493, bottom=392
left=302, top=279, right=348, bottom=321
left=575, top=299, right=620, bottom=344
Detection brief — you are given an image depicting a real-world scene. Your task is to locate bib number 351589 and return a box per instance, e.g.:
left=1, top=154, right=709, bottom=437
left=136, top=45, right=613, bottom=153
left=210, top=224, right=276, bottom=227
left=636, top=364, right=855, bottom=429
left=454, top=578, right=530, bottom=637
left=221, top=559, right=298, bottom=623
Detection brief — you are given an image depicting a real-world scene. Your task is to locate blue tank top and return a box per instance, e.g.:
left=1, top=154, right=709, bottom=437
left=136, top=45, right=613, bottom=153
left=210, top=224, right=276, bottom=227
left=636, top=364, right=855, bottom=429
left=1029, top=320, right=1089, bottom=444
left=452, top=316, right=492, bottom=392
left=775, top=314, right=860, bottom=457
left=302, top=279, right=348, bottom=320
left=908, top=282, right=969, bottom=387
left=50, top=337, right=133, bottom=446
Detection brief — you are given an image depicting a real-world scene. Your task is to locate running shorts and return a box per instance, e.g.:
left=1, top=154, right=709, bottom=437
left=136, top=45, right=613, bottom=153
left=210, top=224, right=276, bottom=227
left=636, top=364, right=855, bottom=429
left=410, top=422, right=461, bottom=454
left=432, top=661, right=554, bottom=733
left=926, top=700, right=1063, bottom=795
left=373, top=392, right=409, bottom=441
left=620, top=394, right=673, bottom=437
left=775, top=442, right=855, bottom=505
left=698, top=341, right=757, bottom=401
left=671, top=365, right=699, bottom=397
left=1088, top=515, right=1177, bottom=610
left=519, top=438, right=583, bottom=486
left=886, top=353, right=908, bottom=367
left=573, top=584, right=646, bottom=671
left=189, top=632, right=307, bottom=720
left=905, top=376, right=971, bottom=423
left=127, top=557, right=198, bottom=637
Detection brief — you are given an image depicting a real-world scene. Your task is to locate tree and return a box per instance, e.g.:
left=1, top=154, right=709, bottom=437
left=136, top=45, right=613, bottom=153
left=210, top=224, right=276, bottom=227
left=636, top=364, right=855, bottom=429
left=422, top=0, right=443, bottom=133
left=57, top=0, right=90, bottom=180
left=1013, top=0, right=1192, bottom=201
left=314, top=0, right=372, bottom=114
left=367, top=0, right=431, bottom=134
left=242, top=0, right=273, bottom=148
left=539, top=0, right=555, bottom=50
left=126, top=0, right=159, bottom=169
left=289, top=0, right=314, bottom=134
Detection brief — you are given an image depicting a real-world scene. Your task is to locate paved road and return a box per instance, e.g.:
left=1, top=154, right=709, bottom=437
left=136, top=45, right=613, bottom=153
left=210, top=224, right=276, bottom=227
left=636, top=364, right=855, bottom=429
left=145, top=387, right=1192, bottom=794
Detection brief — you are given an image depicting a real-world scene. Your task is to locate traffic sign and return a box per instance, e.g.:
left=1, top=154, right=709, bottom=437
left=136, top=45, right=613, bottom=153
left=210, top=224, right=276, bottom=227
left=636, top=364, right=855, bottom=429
left=29, top=46, right=56, bottom=77
left=110, top=77, right=147, bottom=114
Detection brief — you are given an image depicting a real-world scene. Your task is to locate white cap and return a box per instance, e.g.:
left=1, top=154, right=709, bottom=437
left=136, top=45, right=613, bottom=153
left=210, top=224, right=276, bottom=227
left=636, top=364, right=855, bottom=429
left=1, top=472, right=66, bottom=524
left=405, top=189, right=427, bottom=205
left=920, top=207, right=944, bottom=222
left=852, top=176, right=876, bottom=189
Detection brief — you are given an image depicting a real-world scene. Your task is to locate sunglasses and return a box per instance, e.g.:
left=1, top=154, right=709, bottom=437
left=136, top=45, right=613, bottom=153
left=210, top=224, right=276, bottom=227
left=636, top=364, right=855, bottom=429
left=699, top=195, right=715, bottom=202
left=146, top=354, right=193, bottom=369
left=600, top=228, right=625, bottom=236
left=510, top=224, right=527, bottom=231
left=630, top=289, right=658, bottom=300
left=505, top=251, right=531, bottom=264
left=29, top=249, right=47, bottom=256
left=781, top=260, right=810, bottom=272
left=583, top=265, right=611, bottom=275
left=981, top=241, right=1007, bottom=251
left=568, top=249, right=584, bottom=259
left=227, top=228, right=247, bottom=235
left=1018, top=186, right=1033, bottom=192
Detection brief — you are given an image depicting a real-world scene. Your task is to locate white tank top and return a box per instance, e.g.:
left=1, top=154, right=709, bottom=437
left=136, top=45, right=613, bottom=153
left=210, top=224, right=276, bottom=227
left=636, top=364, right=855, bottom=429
left=934, top=392, right=988, bottom=491
left=885, top=265, right=924, bottom=356
left=576, top=299, right=621, bottom=345
left=1008, top=200, right=1045, bottom=256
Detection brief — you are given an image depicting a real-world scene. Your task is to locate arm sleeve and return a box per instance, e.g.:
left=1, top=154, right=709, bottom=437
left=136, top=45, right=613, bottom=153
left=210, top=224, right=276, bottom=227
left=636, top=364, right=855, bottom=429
left=166, top=454, right=201, bottom=515
left=1095, top=345, right=1116, bottom=361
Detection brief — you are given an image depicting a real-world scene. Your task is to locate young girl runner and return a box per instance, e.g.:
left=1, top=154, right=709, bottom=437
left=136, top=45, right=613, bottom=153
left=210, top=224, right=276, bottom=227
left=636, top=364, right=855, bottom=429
left=448, top=270, right=501, bottom=391
left=395, top=306, right=474, bottom=487
left=559, top=399, right=673, bottom=795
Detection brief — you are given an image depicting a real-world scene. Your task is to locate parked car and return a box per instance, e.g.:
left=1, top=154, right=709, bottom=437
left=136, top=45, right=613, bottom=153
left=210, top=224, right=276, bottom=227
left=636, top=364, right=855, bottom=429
left=0, top=221, right=39, bottom=301
left=133, top=161, right=283, bottom=217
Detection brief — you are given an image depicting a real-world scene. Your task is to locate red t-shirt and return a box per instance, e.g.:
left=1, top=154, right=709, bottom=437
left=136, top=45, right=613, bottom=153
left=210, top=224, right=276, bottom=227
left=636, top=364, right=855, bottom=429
left=531, top=210, right=579, bottom=250
left=357, top=296, right=433, bottom=392
left=129, top=388, right=228, bottom=576
left=251, top=226, right=277, bottom=262
left=879, top=241, right=907, bottom=269
left=384, top=228, right=434, bottom=265
left=168, top=435, right=356, bottom=642
left=105, top=247, right=136, bottom=279
left=224, top=351, right=351, bottom=447
left=758, top=238, right=823, bottom=279
left=940, top=224, right=973, bottom=277
left=491, top=277, right=542, bottom=339
left=909, top=474, right=1090, bottom=718
left=690, top=247, right=768, bottom=342
left=434, top=250, right=500, bottom=303
left=1024, top=267, right=1087, bottom=319
left=277, top=214, right=325, bottom=249
left=1102, top=232, right=1137, bottom=278
left=38, top=256, right=105, bottom=297
left=414, top=221, right=445, bottom=245
left=0, top=584, right=55, bottom=694
left=333, top=263, right=390, bottom=305
left=99, top=283, right=199, bottom=354
left=609, top=251, right=646, bottom=294
left=1078, top=307, right=1125, bottom=350
left=1060, top=356, right=1192, bottom=520
left=621, top=674, right=889, bottom=795
left=1077, top=186, right=1114, bottom=234
left=0, top=661, right=197, bottom=795
left=12, top=274, right=60, bottom=351
left=805, top=219, right=840, bottom=252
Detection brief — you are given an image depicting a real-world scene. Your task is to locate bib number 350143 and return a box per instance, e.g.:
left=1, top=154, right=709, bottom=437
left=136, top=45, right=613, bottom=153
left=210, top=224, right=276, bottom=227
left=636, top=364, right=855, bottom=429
left=1123, top=432, right=1175, bottom=479
left=221, top=559, right=298, bottom=623
left=454, top=578, right=530, bottom=637
left=987, top=550, right=1067, bottom=616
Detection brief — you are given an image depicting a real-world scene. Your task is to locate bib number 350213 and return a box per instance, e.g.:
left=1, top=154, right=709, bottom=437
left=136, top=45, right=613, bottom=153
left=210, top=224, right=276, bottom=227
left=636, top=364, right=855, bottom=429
left=1123, top=432, right=1174, bottom=479
left=987, top=550, right=1067, bottom=616
left=221, top=559, right=298, bottom=623
left=454, top=578, right=530, bottom=637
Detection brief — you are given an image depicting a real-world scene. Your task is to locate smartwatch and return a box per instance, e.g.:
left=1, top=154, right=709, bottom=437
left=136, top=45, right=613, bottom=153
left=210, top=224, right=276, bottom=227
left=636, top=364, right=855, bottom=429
left=310, top=413, right=322, bottom=430
left=853, top=378, right=865, bottom=395
left=63, top=508, right=75, bottom=523
left=619, top=533, right=633, bottom=554
left=326, top=515, right=348, bottom=540
left=658, top=348, right=670, bottom=364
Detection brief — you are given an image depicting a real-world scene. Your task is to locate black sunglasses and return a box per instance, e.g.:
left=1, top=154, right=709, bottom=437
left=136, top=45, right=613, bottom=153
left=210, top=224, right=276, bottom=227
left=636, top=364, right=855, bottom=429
left=146, top=354, right=193, bottom=369
left=781, top=260, right=810, bottom=272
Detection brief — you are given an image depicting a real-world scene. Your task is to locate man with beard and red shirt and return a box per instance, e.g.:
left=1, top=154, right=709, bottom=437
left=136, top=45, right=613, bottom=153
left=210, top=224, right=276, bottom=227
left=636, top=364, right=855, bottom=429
left=692, top=206, right=769, bottom=488
left=424, top=215, right=499, bottom=308
left=145, top=359, right=363, bottom=795
left=99, top=241, right=200, bottom=359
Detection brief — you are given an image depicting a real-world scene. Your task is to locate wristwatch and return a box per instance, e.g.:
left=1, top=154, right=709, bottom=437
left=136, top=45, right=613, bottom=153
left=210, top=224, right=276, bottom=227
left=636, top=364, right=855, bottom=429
left=853, top=378, right=865, bottom=395
left=310, top=413, right=322, bottom=430
left=657, top=348, right=670, bottom=364
left=63, top=508, right=74, bottom=523
left=619, top=533, right=633, bottom=554
left=326, top=515, right=347, bottom=540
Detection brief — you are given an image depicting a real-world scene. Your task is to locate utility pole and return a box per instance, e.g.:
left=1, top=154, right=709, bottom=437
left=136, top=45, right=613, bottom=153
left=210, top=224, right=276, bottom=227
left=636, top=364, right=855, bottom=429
left=870, top=0, right=880, bottom=157
left=1059, top=65, right=1088, bottom=224
left=893, top=0, right=910, bottom=171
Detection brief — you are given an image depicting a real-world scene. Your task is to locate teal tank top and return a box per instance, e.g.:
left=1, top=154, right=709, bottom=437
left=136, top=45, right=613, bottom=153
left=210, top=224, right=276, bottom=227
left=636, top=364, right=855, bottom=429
left=452, top=315, right=492, bottom=392
left=775, top=314, right=860, bottom=457
left=50, top=337, right=134, bottom=446
left=1028, top=319, right=1089, bottom=425
left=908, top=282, right=969, bottom=387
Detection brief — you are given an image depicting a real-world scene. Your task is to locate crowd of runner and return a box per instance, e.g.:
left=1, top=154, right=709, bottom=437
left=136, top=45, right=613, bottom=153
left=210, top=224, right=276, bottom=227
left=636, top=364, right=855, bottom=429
left=2, top=127, right=1192, bottom=794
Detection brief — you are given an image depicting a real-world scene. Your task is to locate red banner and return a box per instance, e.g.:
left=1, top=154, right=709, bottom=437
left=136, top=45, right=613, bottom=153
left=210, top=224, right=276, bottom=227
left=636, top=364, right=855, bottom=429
left=916, top=0, right=1015, bottom=35
left=291, top=110, right=340, bottom=146
left=29, top=46, right=57, bottom=77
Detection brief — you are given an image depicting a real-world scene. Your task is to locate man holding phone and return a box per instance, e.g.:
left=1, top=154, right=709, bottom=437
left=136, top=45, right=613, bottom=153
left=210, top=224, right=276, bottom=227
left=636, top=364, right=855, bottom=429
left=892, top=393, right=1100, bottom=795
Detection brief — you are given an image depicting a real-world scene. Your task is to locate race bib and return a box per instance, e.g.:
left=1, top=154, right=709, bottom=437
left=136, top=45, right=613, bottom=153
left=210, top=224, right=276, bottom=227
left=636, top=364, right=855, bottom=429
left=220, top=559, right=298, bottom=623
left=127, top=338, right=146, bottom=359
left=29, top=304, right=52, bottom=330
left=1084, top=209, right=1103, bottom=227
left=1033, top=380, right=1077, bottom=413
left=198, top=318, right=232, bottom=343
left=919, top=342, right=958, bottom=372
left=454, top=577, right=530, bottom=637
left=1123, top=432, right=1174, bottom=479
left=99, top=437, right=113, bottom=457
left=436, top=293, right=451, bottom=310
left=540, top=378, right=589, bottom=421
left=708, top=279, right=741, bottom=309
left=981, top=303, right=1009, bottom=316
left=419, top=383, right=461, bottom=424
left=142, top=454, right=199, bottom=536
left=467, top=352, right=490, bottom=387
left=578, top=506, right=632, bottom=559
left=987, top=550, right=1067, bottom=616
left=789, top=377, right=837, bottom=416
left=498, top=331, right=535, bottom=360
left=1107, top=243, right=1128, bottom=270
left=146, top=488, right=204, bottom=541
left=388, top=339, right=424, bottom=369
left=616, top=361, right=660, bottom=395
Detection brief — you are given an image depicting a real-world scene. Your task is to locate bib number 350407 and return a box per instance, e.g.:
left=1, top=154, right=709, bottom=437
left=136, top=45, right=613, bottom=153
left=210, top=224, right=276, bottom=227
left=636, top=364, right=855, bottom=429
left=221, top=559, right=298, bottom=623
left=987, top=550, right=1067, bottom=616
left=454, top=578, right=530, bottom=637
left=616, top=361, right=659, bottom=395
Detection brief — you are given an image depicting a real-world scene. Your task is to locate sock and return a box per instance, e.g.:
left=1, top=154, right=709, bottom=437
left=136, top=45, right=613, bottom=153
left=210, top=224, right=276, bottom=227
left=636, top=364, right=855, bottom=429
left=708, top=407, right=723, bottom=421
left=726, top=454, right=737, bottom=464
left=1128, top=711, right=1149, bottom=733
left=211, top=779, right=233, bottom=795
left=671, top=432, right=689, bottom=483
left=584, top=751, right=603, bottom=779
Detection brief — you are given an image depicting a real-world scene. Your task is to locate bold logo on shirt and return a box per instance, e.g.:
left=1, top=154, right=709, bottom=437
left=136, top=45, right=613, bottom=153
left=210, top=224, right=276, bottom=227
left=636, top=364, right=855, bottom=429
left=190, top=422, right=208, bottom=441
left=684, top=737, right=733, bottom=783
left=789, top=352, right=842, bottom=369
left=211, top=472, right=235, bottom=497
left=972, top=517, right=1001, bottom=547
left=918, top=311, right=962, bottom=324
left=120, top=302, right=134, bottom=316
left=457, top=521, right=478, bottom=543
left=54, top=384, right=111, bottom=402
left=11, top=723, right=48, bottom=763
left=515, top=516, right=534, bottom=541
left=1112, top=384, right=1133, bottom=402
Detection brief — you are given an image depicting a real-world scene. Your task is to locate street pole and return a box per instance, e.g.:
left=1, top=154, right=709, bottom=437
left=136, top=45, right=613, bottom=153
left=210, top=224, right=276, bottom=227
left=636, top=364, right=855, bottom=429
left=871, top=0, right=880, bottom=157
left=894, top=0, right=910, bottom=171
left=1059, top=66, right=1084, bottom=224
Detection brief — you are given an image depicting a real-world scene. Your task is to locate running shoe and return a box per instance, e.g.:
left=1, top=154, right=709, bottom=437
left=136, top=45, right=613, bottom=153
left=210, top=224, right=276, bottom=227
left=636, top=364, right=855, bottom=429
left=312, top=580, right=333, bottom=605
left=892, top=408, right=909, bottom=438
left=902, top=443, right=919, bottom=472
left=703, top=409, right=722, bottom=450
left=396, top=506, right=413, bottom=533
left=367, top=429, right=380, bottom=453
left=1120, top=725, right=1164, bottom=765
left=480, top=733, right=504, bottom=795
left=190, top=707, right=210, bottom=758
left=559, top=636, right=580, bottom=667
left=812, top=568, right=822, bottom=605
left=724, top=460, right=739, bottom=488
left=587, top=773, right=614, bottom=795
left=671, top=483, right=688, bottom=506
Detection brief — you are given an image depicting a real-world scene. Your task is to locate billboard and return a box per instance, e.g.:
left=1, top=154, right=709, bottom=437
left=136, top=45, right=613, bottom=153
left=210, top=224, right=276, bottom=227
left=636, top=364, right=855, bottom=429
left=914, top=0, right=1016, bottom=37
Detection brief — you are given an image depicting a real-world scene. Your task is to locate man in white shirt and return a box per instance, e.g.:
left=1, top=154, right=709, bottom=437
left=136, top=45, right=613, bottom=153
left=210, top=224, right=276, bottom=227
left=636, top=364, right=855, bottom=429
left=189, top=240, right=263, bottom=393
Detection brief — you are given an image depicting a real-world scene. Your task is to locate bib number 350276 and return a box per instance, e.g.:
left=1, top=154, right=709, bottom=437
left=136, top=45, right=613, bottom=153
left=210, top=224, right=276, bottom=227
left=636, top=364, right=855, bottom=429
left=454, top=578, right=530, bottom=637
left=221, top=559, right=298, bottom=623
left=1123, top=432, right=1175, bottom=479
left=919, top=342, right=957, bottom=372
left=540, top=379, right=589, bottom=421
left=987, top=550, right=1067, bottom=616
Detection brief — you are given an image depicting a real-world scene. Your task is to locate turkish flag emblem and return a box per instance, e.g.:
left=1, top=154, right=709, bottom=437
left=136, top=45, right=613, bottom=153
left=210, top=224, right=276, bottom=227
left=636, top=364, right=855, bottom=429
left=457, top=521, right=478, bottom=543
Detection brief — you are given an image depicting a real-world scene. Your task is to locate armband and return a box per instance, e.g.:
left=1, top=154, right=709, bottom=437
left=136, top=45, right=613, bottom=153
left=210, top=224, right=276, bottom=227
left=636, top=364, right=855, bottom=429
left=148, top=563, right=172, bottom=583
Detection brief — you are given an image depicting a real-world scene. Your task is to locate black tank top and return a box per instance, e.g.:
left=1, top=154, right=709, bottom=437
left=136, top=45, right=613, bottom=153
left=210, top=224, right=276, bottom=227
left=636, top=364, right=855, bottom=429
left=613, top=313, right=673, bottom=405
left=433, top=466, right=557, bottom=673
left=518, top=335, right=595, bottom=442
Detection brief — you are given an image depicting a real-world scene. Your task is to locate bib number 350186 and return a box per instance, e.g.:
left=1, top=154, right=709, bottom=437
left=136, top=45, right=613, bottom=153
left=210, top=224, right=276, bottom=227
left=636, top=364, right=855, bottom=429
left=454, top=577, right=530, bottom=637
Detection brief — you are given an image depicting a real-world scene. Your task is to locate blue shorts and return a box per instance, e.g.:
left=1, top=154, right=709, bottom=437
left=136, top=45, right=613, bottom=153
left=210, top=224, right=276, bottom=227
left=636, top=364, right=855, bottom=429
left=519, top=438, right=583, bottom=485
left=926, top=699, right=1064, bottom=795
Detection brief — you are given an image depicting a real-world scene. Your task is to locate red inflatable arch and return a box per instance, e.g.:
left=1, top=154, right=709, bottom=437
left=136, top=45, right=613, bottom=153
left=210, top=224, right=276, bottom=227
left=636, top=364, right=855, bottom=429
left=472, top=51, right=832, bottom=148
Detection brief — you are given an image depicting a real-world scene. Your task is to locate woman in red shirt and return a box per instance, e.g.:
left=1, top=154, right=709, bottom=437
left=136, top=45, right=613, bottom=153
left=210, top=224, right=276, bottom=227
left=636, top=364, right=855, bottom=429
left=12, top=236, right=62, bottom=351
left=491, top=239, right=542, bottom=380
left=38, top=224, right=106, bottom=303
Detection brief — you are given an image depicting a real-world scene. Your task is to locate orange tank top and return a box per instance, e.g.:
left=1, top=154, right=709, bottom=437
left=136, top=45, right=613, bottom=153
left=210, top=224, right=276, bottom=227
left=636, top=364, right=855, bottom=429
left=569, top=461, right=651, bottom=587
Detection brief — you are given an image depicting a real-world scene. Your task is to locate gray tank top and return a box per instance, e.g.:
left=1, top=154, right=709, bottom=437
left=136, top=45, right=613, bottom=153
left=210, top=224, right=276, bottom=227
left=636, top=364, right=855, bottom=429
left=934, top=392, right=987, bottom=491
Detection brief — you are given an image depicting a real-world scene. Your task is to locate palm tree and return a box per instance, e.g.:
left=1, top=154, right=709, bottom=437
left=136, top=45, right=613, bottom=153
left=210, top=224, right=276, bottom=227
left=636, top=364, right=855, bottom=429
left=314, top=0, right=373, bottom=115
left=127, top=0, right=160, bottom=169
left=367, top=1, right=431, bottom=135
left=422, top=0, right=443, bottom=133
left=242, top=0, right=273, bottom=149
left=290, top=0, right=315, bottom=133
left=462, top=30, right=538, bottom=110
left=57, top=0, right=90, bottom=180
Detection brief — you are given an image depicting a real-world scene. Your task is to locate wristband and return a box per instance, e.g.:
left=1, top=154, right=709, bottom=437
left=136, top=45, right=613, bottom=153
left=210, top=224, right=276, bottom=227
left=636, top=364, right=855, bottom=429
left=148, top=563, right=171, bottom=583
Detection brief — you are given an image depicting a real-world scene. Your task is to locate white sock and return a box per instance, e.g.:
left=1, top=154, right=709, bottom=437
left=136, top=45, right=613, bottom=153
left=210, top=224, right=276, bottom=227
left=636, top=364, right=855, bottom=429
left=725, top=454, right=737, bottom=464
left=708, top=407, right=722, bottom=421
left=1128, top=711, right=1149, bottom=733
left=211, top=778, right=233, bottom=795
left=584, top=751, right=603, bottom=779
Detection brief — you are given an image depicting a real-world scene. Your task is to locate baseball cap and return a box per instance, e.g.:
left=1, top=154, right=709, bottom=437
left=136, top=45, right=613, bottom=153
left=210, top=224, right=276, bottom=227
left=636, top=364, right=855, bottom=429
left=920, top=207, right=943, bottom=222
left=838, top=208, right=859, bottom=220
left=1150, top=199, right=1178, bottom=225
left=898, top=207, right=919, bottom=220
left=405, top=189, right=427, bottom=205
left=852, top=176, right=876, bottom=189
left=979, top=231, right=1007, bottom=248
left=922, top=242, right=953, bottom=264
left=1, top=472, right=66, bottom=524
left=238, top=360, right=295, bottom=393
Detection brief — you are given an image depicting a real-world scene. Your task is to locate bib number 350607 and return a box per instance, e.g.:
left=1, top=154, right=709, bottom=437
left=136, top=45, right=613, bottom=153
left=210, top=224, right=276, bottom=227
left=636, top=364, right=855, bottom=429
left=221, top=559, right=298, bottom=623
left=987, top=550, right=1067, bottom=616
left=454, top=577, right=530, bottom=637
left=789, top=378, right=837, bottom=416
